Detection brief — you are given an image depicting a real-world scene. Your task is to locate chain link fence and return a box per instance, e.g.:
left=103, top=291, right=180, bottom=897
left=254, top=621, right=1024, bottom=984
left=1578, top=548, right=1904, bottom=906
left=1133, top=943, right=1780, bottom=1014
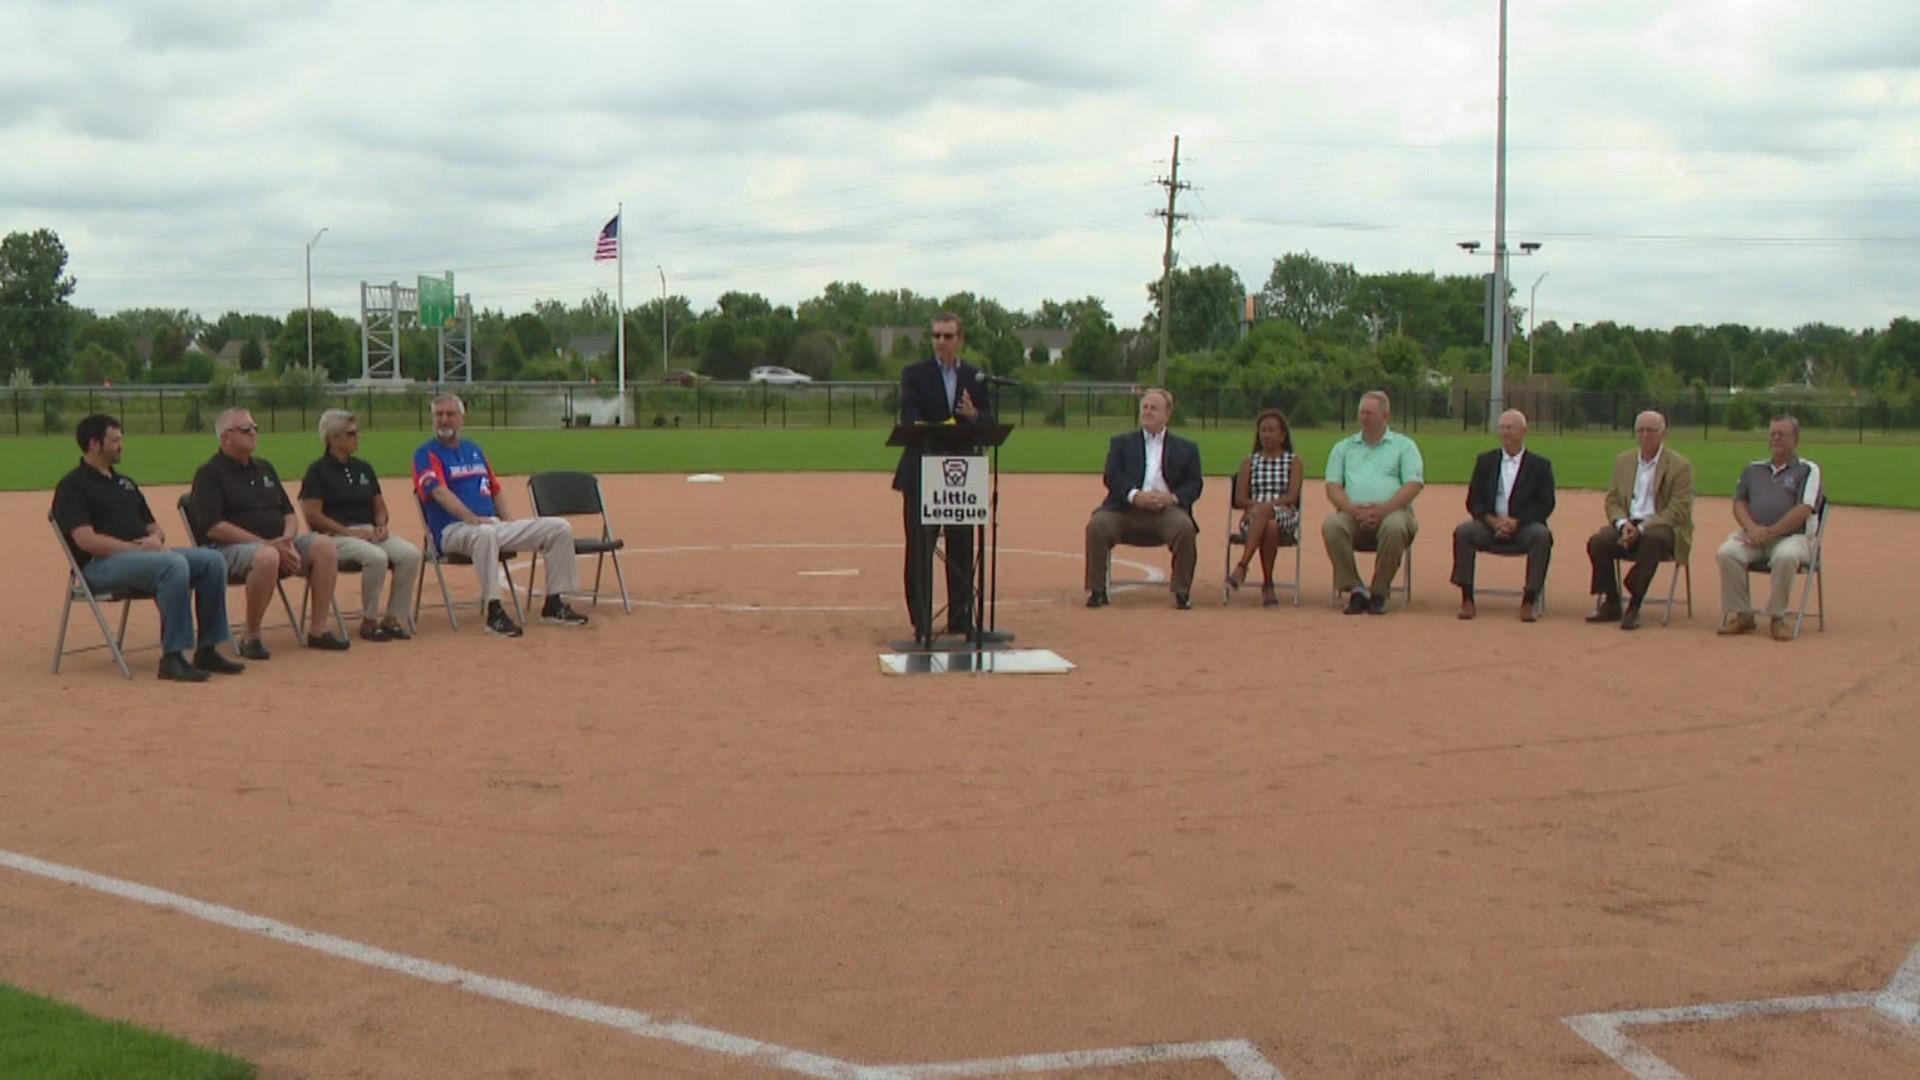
left=5, top=381, right=1914, bottom=442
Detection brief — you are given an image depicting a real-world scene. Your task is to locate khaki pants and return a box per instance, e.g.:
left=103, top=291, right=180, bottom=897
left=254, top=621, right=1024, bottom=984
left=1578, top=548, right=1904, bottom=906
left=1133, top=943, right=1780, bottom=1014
left=1716, top=530, right=1811, bottom=617
left=333, top=534, right=423, bottom=621
left=1322, top=508, right=1417, bottom=596
left=440, top=518, right=578, bottom=604
left=1085, top=506, right=1198, bottom=594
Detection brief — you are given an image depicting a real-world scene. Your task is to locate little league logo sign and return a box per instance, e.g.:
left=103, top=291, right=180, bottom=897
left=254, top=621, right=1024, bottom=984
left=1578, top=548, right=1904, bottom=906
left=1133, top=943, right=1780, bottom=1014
left=920, top=455, right=989, bottom=525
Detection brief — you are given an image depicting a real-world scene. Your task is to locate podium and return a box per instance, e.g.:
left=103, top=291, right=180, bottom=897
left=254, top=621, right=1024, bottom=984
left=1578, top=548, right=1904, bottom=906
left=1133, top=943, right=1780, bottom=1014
left=887, top=422, right=1013, bottom=651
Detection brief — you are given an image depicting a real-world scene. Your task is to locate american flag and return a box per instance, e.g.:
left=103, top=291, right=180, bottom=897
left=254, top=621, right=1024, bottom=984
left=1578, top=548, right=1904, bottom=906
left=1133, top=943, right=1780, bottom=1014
left=593, top=215, right=619, bottom=262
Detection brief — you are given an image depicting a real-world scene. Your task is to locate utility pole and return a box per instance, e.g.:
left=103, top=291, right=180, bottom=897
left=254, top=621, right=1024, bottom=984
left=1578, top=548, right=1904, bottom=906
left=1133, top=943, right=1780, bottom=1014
left=1152, top=134, right=1190, bottom=389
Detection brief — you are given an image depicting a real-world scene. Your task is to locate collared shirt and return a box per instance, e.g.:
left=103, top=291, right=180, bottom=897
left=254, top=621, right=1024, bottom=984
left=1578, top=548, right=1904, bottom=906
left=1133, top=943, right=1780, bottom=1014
left=1495, top=450, right=1524, bottom=517
left=1735, top=455, right=1822, bottom=534
left=188, top=451, right=293, bottom=543
left=299, top=454, right=384, bottom=528
left=52, top=460, right=156, bottom=569
left=1130, top=428, right=1169, bottom=502
left=938, top=360, right=958, bottom=411
left=413, top=437, right=502, bottom=546
left=1326, top=427, right=1424, bottom=505
left=1629, top=449, right=1661, bottom=521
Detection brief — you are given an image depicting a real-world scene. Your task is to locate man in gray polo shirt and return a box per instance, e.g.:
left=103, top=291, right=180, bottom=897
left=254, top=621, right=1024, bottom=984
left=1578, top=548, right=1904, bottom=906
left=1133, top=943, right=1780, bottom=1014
left=1716, top=415, right=1821, bottom=641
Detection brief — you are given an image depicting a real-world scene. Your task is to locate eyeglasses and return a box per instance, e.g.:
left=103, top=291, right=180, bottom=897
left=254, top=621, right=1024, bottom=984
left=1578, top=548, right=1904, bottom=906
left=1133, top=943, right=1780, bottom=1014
left=341, top=429, right=361, bottom=437
left=233, top=424, right=260, bottom=434
left=930, top=331, right=958, bottom=340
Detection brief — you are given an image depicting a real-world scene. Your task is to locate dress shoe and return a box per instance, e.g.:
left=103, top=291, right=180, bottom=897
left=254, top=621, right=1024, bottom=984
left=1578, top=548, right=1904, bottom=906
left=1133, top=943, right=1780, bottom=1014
left=380, top=619, right=413, bottom=641
left=359, top=621, right=392, bottom=642
left=1718, top=612, right=1757, bottom=636
left=307, top=631, right=352, bottom=651
left=1585, top=599, right=1622, bottom=624
left=191, top=645, right=245, bottom=675
left=1173, top=590, right=1192, bottom=610
left=1457, top=597, right=1476, bottom=620
left=1519, top=598, right=1539, bottom=623
left=1770, top=615, right=1795, bottom=641
left=1367, top=593, right=1388, bottom=615
left=157, top=652, right=210, bottom=683
left=1619, top=604, right=1642, bottom=631
left=1342, top=590, right=1370, bottom=615
left=237, top=637, right=271, bottom=661
left=1085, top=591, right=1109, bottom=608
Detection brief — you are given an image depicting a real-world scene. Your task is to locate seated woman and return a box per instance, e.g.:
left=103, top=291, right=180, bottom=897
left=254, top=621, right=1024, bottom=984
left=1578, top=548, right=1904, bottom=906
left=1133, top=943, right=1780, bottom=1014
left=1227, top=408, right=1304, bottom=606
left=298, top=409, right=424, bottom=641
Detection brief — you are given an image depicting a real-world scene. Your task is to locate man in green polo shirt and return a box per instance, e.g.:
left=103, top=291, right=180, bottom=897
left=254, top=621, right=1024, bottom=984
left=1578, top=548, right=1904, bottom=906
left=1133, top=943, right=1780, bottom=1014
left=1323, top=390, right=1425, bottom=614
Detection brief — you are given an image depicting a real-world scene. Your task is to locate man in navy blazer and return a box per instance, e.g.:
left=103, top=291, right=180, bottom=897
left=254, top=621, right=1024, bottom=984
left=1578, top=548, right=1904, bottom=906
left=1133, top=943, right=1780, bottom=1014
left=1450, top=409, right=1556, bottom=621
left=892, top=312, right=994, bottom=638
left=1084, top=388, right=1204, bottom=609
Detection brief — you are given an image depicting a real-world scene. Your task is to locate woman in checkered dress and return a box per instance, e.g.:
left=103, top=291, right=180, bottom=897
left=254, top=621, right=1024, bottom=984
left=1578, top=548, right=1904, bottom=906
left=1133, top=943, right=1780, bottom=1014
left=1228, top=408, right=1303, bottom=606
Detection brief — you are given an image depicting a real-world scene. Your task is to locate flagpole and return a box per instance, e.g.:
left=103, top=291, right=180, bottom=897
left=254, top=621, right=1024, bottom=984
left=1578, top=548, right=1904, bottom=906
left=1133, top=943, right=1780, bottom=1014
left=614, top=202, right=626, bottom=426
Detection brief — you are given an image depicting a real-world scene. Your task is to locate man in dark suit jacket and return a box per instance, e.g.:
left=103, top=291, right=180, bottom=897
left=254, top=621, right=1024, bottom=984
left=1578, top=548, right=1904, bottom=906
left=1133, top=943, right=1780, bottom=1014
left=1451, top=409, right=1556, bottom=621
left=892, top=312, right=994, bottom=638
left=1084, top=388, right=1204, bottom=609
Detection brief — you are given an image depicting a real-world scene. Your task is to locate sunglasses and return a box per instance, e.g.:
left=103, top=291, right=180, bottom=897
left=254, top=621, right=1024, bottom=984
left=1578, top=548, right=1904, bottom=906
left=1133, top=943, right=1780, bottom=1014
left=341, top=429, right=361, bottom=437
left=232, top=424, right=260, bottom=434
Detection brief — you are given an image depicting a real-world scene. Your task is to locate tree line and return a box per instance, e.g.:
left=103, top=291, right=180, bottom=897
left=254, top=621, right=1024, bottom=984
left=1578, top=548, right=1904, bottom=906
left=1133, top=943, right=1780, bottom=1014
left=3, top=228, right=1915, bottom=422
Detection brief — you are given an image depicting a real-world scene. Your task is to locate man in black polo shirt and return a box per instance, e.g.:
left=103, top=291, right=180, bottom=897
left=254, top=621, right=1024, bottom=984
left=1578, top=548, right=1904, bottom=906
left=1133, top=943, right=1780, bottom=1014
left=52, top=414, right=245, bottom=682
left=1715, top=414, right=1822, bottom=641
left=187, top=407, right=349, bottom=657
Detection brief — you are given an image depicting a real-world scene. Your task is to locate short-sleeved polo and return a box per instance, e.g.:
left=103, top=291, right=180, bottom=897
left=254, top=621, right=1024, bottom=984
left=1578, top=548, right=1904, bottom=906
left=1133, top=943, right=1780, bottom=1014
left=1326, top=428, right=1424, bottom=505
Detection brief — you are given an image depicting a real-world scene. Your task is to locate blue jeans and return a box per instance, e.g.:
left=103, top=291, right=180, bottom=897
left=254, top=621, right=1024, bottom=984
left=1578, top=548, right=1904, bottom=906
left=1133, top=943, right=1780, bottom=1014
left=81, top=547, right=231, bottom=655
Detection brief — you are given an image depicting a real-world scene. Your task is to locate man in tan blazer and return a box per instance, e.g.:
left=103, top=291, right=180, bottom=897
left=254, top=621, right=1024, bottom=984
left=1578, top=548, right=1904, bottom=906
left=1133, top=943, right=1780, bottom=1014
left=1585, top=410, right=1694, bottom=630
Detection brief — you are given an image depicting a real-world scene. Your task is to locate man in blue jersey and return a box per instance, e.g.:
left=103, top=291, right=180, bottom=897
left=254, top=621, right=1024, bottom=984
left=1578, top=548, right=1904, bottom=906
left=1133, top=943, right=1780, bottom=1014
left=413, top=394, right=589, bottom=636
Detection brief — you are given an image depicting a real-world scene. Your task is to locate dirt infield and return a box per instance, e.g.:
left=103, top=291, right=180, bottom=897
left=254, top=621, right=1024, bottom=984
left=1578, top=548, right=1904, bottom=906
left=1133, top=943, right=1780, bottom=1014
left=3, top=471, right=1918, bottom=1079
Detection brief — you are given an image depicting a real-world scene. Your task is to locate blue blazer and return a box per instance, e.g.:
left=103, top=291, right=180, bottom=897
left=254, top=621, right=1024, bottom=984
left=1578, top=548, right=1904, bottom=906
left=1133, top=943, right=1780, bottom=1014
left=1098, top=429, right=1204, bottom=528
left=892, top=358, right=994, bottom=492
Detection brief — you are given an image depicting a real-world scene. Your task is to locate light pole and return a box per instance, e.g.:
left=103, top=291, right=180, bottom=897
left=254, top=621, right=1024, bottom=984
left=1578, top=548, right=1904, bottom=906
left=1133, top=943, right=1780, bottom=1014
left=656, top=265, right=668, bottom=377
left=304, top=227, right=328, bottom=373
left=1527, top=270, right=1549, bottom=376
left=1458, top=238, right=1540, bottom=413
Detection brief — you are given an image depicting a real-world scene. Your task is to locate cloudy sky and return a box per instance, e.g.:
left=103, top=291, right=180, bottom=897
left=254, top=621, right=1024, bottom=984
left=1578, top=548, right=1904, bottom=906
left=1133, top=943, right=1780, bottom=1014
left=4, top=0, right=1916, bottom=336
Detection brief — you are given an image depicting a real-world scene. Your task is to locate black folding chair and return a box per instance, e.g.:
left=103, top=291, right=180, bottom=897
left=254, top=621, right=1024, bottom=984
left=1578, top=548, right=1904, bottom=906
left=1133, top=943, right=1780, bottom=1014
left=526, top=471, right=631, bottom=613
left=50, top=515, right=156, bottom=679
left=176, top=494, right=303, bottom=645
left=412, top=496, right=524, bottom=630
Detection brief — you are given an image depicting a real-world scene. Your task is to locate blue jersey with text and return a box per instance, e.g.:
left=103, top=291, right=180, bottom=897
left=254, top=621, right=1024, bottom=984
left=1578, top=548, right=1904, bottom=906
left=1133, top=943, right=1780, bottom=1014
left=412, top=438, right=501, bottom=546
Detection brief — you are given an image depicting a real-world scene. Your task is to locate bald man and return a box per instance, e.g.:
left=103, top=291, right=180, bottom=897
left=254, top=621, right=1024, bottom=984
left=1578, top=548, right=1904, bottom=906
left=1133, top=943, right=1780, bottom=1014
left=1451, top=409, right=1555, bottom=621
left=1585, top=410, right=1694, bottom=631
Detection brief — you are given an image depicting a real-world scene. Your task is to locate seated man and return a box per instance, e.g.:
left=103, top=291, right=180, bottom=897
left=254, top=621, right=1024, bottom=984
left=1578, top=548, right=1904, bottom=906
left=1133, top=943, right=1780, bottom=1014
left=1715, top=414, right=1821, bottom=641
left=300, top=408, right=424, bottom=643
left=53, top=414, right=245, bottom=681
left=189, top=407, right=349, bottom=657
left=1084, top=387, right=1203, bottom=609
left=1323, top=390, right=1424, bottom=615
left=413, top=393, right=589, bottom=637
left=1451, top=409, right=1555, bottom=622
left=1585, top=410, right=1694, bottom=631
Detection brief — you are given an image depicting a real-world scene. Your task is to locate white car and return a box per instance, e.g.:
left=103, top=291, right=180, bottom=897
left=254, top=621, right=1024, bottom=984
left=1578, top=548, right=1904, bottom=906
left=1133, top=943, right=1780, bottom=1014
left=748, top=365, right=813, bottom=385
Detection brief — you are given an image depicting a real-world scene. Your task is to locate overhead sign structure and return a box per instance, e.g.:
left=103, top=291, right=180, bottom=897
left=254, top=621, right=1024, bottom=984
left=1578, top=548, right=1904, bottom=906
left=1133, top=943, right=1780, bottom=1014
left=418, top=272, right=456, bottom=329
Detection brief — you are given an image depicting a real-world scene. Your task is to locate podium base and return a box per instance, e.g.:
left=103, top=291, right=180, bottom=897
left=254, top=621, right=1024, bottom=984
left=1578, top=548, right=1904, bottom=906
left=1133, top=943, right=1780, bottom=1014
left=889, top=627, right=1016, bottom=654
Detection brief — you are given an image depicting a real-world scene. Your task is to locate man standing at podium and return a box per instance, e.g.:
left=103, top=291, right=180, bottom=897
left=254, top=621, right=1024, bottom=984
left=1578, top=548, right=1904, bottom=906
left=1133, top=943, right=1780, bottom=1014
left=893, top=312, right=994, bottom=638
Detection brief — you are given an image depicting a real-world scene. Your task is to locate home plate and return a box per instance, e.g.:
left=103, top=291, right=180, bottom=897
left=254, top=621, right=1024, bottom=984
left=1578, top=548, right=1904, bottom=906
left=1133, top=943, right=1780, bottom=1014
left=686, top=473, right=724, bottom=483
left=798, top=569, right=860, bottom=577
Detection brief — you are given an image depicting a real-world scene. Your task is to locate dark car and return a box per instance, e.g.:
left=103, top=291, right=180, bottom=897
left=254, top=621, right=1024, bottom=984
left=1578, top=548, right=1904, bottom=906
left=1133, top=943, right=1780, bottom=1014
left=660, top=368, right=711, bottom=387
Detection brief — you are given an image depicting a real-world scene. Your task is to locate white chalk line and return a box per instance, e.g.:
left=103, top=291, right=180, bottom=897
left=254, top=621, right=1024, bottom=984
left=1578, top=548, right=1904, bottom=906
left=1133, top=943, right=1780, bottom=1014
left=0, top=846, right=1281, bottom=1079
left=595, top=543, right=1163, bottom=613
left=1564, top=940, right=1920, bottom=1079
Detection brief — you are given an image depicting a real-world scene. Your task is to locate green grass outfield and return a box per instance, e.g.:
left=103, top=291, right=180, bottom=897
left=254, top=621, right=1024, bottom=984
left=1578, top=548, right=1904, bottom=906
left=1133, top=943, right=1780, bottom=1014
left=4, top=426, right=1909, bottom=508
left=0, top=983, right=254, bottom=1080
